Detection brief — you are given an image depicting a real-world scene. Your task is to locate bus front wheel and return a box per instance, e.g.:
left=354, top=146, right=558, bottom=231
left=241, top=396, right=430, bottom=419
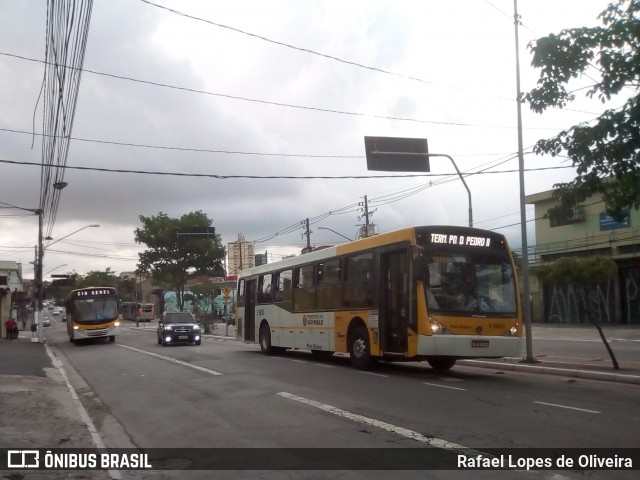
left=427, top=356, right=456, bottom=371
left=109, top=336, right=115, bottom=343
left=349, top=327, right=373, bottom=370
left=259, top=324, right=273, bottom=355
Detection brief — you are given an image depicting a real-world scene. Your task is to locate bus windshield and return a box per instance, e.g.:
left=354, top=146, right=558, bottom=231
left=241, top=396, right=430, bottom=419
left=71, top=297, right=119, bottom=325
left=424, top=252, right=517, bottom=315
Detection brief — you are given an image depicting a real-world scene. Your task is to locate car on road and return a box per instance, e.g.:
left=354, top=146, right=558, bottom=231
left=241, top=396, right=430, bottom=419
left=42, top=317, right=51, bottom=327
left=157, top=311, right=201, bottom=346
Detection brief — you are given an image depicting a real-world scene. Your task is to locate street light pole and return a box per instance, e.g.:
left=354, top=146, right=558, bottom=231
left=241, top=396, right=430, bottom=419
left=513, top=0, right=535, bottom=363
left=427, top=153, right=473, bottom=228
left=37, top=223, right=99, bottom=343
left=44, top=264, right=68, bottom=277
left=45, top=224, right=100, bottom=248
left=318, top=226, right=353, bottom=242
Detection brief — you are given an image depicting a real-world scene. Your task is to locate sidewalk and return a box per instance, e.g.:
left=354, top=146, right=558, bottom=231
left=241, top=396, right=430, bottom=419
left=0, top=331, right=112, bottom=479
left=459, top=324, right=640, bottom=384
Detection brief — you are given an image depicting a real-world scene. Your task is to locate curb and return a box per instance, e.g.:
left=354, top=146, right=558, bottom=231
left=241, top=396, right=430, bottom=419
left=458, top=359, right=640, bottom=385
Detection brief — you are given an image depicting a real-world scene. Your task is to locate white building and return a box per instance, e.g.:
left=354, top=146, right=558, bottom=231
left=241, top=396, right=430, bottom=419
left=227, top=234, right=254, bottom=276
left=0, top=261, right=24, bottom=337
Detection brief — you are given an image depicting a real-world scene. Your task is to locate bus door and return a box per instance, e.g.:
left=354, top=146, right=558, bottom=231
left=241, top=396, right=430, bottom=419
left=380, top=249, right=409, bottom=353
left=244, top=279, right=257, bottom=342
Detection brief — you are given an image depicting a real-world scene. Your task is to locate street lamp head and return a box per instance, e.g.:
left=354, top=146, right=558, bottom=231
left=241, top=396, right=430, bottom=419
left=53, top=182, right=68, bottom=190
left=89, top=224, right=100, bottom=228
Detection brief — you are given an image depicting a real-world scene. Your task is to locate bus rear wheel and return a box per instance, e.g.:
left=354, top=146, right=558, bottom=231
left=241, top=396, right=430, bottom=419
left=259, top=324, right=273, bottom=355
left=349, top=327, right=373, bottom=370
left=427, top=356, right=456, bottom=371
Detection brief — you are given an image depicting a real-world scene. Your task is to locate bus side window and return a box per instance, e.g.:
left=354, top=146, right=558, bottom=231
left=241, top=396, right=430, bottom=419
left=274, top=270, right=292, bottom=303
left=237, top=280, right=246, bottom=307
left=344, top=253, right=374, bottom=308
left=257, top=274, right=273, bottom=303
left=317, top=259, right=342, bottom=310
left=294, top=264, right=315, bottom=311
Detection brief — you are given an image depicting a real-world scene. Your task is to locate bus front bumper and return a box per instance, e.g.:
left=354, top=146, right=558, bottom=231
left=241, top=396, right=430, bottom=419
left=417, top=334, right=522, bottom=358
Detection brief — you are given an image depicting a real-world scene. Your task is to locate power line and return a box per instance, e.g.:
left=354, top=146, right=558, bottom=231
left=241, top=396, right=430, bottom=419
left=139, top=0, right=434, bottom=85
left=39, top=0, right=94, bottom=238
left=0, top=127, right=363, bottom=159
left=0, top=52, right=567, bottom=131
left=0, top=157, right=573, bottom=179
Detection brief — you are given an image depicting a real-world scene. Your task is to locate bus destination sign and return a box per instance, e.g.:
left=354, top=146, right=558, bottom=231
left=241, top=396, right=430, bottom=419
left=72, top=288, right=114, bottom=298
left=430, top=233, right=492, bottom=247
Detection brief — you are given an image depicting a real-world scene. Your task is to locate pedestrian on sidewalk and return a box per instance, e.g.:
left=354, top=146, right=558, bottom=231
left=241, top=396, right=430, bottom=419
left=5, top=318, right=18, bottom=340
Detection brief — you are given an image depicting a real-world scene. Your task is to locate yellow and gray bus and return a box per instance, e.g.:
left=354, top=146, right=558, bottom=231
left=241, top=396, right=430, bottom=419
left=236, top=225, right=522, bottom=370
left=65, top=287, right=120, bottom=343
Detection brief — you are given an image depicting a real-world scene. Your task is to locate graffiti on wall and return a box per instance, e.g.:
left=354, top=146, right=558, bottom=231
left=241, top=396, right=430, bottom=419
left=622, top=268, right=640, bottom=324
left=544, top=280, right=615, bottom=324
left=543, top=265, right=640, bottom=324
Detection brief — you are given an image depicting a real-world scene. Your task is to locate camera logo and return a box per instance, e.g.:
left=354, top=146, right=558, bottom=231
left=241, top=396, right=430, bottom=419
left=7, top=450, right=40, bottom=468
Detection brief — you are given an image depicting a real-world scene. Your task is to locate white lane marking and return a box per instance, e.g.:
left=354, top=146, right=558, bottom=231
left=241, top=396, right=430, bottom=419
left=359, top=371, right=388, bottom=378
left=277, top=392, right=470, bottom=450
left=117, top=344, right=223, bottom=376
left=534, top=401, right=600, bottom=414
left=423, top=382, right=467, bottom=391
left=45, top=345, right=122, bottom=480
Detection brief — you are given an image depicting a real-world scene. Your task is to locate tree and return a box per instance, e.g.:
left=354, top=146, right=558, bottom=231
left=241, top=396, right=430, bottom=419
left=76, top=268, right=119, bottom=289
left=189, top=280, right=216, bottom=316
left=135, top=211, right=225, bottom=311
left=534, top=256, right=620, bottom=369
left=118, top=276, right=137, bottom=301
left=525, top=0, right=640, bottom=218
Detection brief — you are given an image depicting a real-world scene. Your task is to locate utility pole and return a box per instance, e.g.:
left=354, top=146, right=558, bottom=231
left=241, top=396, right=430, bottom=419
left=364, top=195, right=370, bottom=235
left=302, top=218, right=312, bottom=253
left=514, top=0, right=535, bottom=363
left=357, top=195, right=376, bottom=238
left=36, top=209, right=44, bottom=343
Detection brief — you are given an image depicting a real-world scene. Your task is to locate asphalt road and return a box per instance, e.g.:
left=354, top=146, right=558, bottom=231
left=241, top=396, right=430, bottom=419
left=36, top=317, right=639, bottom=480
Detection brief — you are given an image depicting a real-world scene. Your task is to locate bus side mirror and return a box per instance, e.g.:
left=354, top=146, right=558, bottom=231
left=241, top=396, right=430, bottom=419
left=412, top=255, right=428, bottom=283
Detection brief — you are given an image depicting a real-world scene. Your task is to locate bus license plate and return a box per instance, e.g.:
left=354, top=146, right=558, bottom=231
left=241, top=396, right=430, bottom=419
left=472, top=340, right=489, bottom=348
left=179, top=335, right=188, bottom=340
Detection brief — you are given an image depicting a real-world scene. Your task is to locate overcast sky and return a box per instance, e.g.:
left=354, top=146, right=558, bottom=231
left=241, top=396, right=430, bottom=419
left=0, top=0, right=616, bottom=280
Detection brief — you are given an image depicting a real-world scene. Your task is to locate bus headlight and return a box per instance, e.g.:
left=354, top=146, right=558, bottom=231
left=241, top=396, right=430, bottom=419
left=114, top=321, right=120, bottom=327
left=429, top=317, right=447, bottom=334
left=510, top=326, right=518, bottom=335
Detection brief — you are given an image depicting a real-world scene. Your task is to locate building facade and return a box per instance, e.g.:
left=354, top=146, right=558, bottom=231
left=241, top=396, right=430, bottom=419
left=0, top=261, right=24, bottom=337
left=526, top=189, right=640, bottom=324
left=227, top=234, right=255, bottom=276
